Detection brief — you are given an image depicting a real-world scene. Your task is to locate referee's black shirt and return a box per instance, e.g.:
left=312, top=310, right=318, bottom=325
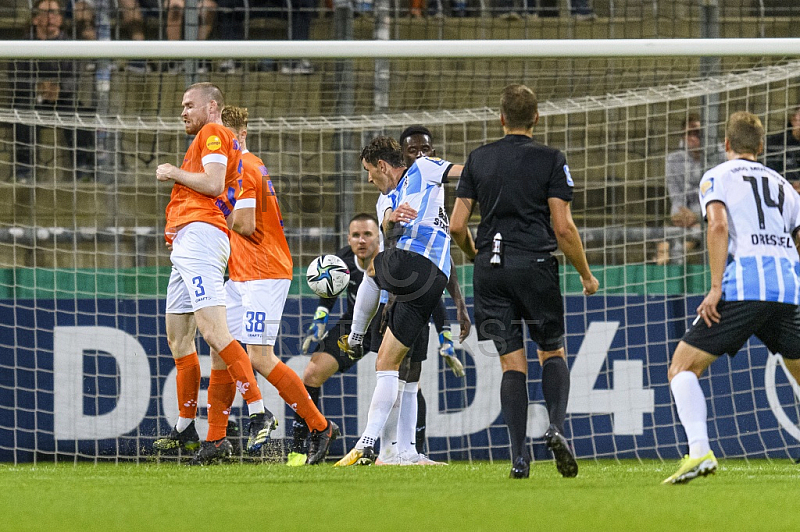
left=456, top=134, right=574, bottom=257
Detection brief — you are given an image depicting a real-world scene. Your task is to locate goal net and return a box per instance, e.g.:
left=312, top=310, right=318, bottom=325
left=2, top=42, right=800, bottom=464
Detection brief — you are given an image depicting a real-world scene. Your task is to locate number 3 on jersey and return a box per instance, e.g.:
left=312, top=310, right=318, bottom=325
left=191, top=276, right=205, bottom=297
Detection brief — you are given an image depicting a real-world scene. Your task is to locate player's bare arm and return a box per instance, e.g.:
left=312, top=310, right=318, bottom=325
left=156, top=161, right=226, bottom=197
left=446, top=164, right=464, bottom=180
left=548, top=197, right=599, bottom=296
left=445, top=258, right=471, bottom=342
left=450, top=197, right=478, bottom=260
left=697, top=200, right=728, bottom=327
left=229, top=206, right=256, bottom=237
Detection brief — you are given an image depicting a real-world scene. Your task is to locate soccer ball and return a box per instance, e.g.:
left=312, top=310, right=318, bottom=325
left=306, top=255, right=350, bottom=298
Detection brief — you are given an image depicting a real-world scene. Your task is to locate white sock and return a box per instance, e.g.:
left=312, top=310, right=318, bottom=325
left=350, top=274, right=381, bottom=337
left=176, top=416, right=193, bottom=432
left=357, top=370, right=399, bottom=449
left=670, top=371, right=710, bottom=458
left=378, top=380, right=405, bottom=460
left=247, top=400, right=265, bottom=416
left=397, top=381, right=419, bottom=457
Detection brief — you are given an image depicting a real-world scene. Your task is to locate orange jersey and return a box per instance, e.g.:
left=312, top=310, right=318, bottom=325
left=164, top=123, right=243, bottom=243
left=225, top=150, right=293, bottom=281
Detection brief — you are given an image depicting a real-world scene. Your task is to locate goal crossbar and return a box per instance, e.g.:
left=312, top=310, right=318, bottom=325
left=2, top=38, right=800, bottom=59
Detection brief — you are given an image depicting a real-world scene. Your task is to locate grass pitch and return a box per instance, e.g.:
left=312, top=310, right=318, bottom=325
left=2, top=459, right=799, bottom=531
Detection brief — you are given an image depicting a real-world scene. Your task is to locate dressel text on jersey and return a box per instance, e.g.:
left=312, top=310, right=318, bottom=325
left=751, top=233, right=795, bottom=248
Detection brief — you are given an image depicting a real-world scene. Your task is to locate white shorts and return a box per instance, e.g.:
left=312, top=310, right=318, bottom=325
left=225, top=278, right=291, bottom=345
left=166, top=222, right=230, bottom=314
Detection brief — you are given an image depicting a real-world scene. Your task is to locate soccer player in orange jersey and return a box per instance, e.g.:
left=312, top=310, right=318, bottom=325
left=152, top=83, right=269, bottom=461
left=193, top=106, right=339, bottom=465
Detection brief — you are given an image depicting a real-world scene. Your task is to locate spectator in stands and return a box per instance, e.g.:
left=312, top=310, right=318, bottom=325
left=667, top=114, right=705, bottom=230
left=217, top=0, right=313, bottom=74
left=425, top=0, right=467, bottom=18
left=659, top=114, right=724, bottom=264
left=167, top=0, right=216, bottom=42
left=116, top=0, right=146, bottom=42
left=765, top=105, right=800, bottom=193
left=11, top=0, right=96, bottom=182
left=63, top=0, right=96, bottom=39
left=115, top=0, right=155, bottom=72
left=410, top=0, right=423, bottom=18
left=569, top=0, right=596, bottom=19
left=499, top=0, right=595, bottom=20
left=116, top=0, right=216, bottom=72
left=280, top=0, right=315, bottom=74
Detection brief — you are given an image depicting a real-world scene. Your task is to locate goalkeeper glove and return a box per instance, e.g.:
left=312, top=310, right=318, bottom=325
left=338, top=331, right=365, bottom=361
left=439, top=330, right=465, bottom=378
left=301, top=307, right=329, bottom=355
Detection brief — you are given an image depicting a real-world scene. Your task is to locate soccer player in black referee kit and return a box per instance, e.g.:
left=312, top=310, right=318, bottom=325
left=450, top=84, right=599, bottom=479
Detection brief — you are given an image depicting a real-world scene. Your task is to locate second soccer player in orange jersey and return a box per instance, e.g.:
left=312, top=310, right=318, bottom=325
left=194, top=106, right=339, bottom=465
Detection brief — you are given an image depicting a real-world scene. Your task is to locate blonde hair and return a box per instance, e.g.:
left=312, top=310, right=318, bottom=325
left=726, top=111, right=764, bottom=155
left=222, top=106, right=248, bottom=132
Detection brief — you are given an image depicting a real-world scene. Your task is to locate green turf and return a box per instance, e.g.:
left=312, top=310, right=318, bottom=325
left=2, top=459, right=800, bottom=531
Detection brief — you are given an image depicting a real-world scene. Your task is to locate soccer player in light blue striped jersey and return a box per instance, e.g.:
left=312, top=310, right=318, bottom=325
left=664, top=111, right=800, bottom=484
left=334, top=136, right=468, bottom=466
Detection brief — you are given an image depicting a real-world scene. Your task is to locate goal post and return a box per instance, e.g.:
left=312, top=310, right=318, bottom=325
left=2, top=40, right=800, bottom=464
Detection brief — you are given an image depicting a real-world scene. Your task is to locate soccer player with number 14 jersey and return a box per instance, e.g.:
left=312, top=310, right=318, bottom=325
left=664, top=111, right=800, bottom=484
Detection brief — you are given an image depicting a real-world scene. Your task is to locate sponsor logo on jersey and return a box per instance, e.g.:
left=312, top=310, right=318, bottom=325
left=564, top=164, right=574, bottom=187
left=700, top=178, right=714, bottom=197
left=206, top=135, right=222, bottom=151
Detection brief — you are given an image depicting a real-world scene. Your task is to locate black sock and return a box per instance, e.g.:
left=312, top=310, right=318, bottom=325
left=541, top=357, right=570, bottom=433
left=307, top=385, right=321, bottom=407
left=415, top=389, right=426, bottom=454
left=291, top=385, right=320, bottom=453
left=500, top=370, right=529, bottom=461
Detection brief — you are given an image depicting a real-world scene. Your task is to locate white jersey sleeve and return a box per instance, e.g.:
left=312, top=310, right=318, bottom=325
left=375, top=192, right=395, bottom=304
left=376, top=191, right=396, bottom=253
left=699, top=159, right=800, bottom=304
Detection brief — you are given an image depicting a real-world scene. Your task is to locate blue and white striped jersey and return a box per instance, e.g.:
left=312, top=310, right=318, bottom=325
left=394, top=156, right=453, bottom=278
left=699, top=158, right=800, bottom=304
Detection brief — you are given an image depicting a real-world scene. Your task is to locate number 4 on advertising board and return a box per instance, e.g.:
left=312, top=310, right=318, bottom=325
left=568, top=321, right=655, bottom=435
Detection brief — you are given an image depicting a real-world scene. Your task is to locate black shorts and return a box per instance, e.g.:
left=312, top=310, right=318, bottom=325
left=473, top=254, right=564, bottom=356
left=319, top=306, right=384, bottom=373
left=407, top=322, right=429, bottom=363
left=682, top=300, right=800, bottom=359
left=373, top=248, right=448, bottom=348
